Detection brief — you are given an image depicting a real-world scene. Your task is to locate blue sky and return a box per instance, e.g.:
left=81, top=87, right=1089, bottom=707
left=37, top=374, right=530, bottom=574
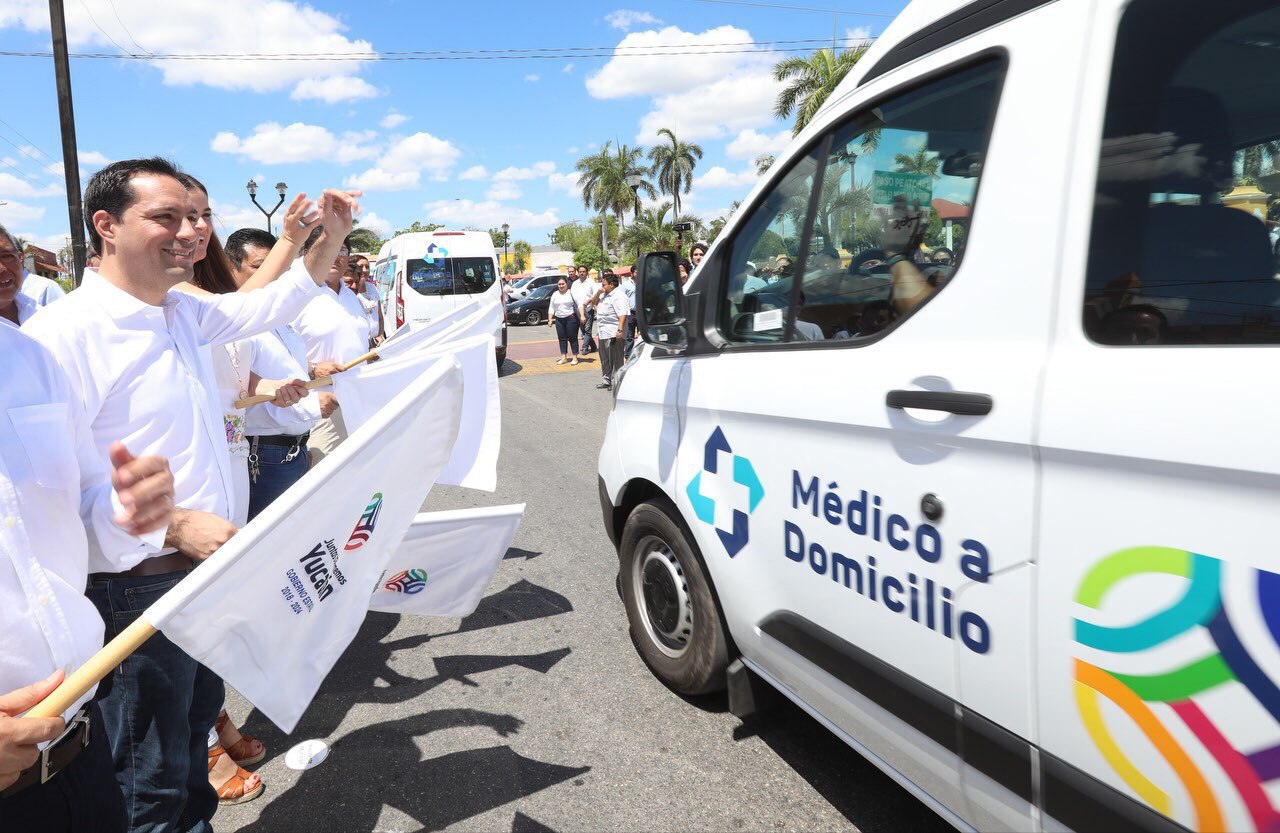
left=0, top=0, right=908, bottom=252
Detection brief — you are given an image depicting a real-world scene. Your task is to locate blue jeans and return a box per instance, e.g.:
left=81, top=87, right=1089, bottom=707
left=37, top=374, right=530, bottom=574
left=0, top=702, right=125, bottom=833
left=87, top=572, right=222, bottom=833
left=625, top=314, right=638, bottom=359
left=247, top=437, right=309, bottom=521
left=553, top=315, right=580, bottom=356
left=581, top=308, right=597, bottom=352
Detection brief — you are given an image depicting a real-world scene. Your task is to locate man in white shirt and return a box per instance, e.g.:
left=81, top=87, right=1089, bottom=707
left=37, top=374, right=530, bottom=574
left=0, top=227, right=39, bottom=328
left=291, top=230, right=370, bottom=466
left=24, top=157, right=357, bottom=832
left=594, top=272, right=630, bottom=390
left=352, top=254, right=385, bottom=343
left=619, top=270, right=638, bottom=359
left=225, top=228, right=326, bottom=519
left=18, top=271, right=67, bottom=307
left=570, top=264, right=599, bottom=354
left=0, top=324, right=175, bottom=832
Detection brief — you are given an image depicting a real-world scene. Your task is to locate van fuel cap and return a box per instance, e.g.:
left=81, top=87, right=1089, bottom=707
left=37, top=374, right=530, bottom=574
left=920, top=493, right=944, bottom=522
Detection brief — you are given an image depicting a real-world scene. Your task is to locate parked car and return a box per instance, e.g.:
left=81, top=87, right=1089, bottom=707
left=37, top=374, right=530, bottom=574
left=508, top=272, right=561, bottom=300
left=600, top=0, right=1280, bottom=830
left=506, top=284, right=556, bottom=325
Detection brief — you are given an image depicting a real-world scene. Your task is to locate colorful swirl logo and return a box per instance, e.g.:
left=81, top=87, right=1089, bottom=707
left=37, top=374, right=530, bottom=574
left=344, top=492, right=384, bottom=552
left=384, top=568, right=428, bottom=594
left=1074, top=546, right=1280, bottom=832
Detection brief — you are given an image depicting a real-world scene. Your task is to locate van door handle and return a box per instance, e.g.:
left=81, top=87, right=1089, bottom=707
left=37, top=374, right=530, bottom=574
left=886, top=390, right=993, bottom=416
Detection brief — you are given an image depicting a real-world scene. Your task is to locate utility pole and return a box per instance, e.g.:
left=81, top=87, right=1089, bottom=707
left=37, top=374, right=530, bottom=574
left=48, top=0, right=87, bottom=285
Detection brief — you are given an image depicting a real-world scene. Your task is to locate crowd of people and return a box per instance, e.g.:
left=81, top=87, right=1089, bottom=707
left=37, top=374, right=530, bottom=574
left=0, top=156, right=381, bottom=833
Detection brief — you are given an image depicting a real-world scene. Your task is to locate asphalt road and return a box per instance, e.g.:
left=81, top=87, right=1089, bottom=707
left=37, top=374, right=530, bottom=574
left=216, top=323, right=949, bottom=833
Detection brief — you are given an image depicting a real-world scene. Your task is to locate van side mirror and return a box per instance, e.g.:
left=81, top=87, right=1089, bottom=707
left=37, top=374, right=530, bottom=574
left=636, top=251, right=687, bottom=349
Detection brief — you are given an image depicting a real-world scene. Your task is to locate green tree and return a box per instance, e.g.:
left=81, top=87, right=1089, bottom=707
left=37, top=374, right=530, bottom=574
left=573, top=242, right=610, bottom=275
left=754, top=154, right=775, bottom=176
left=576, top=141, right=651, bottom=238
left=707, top=201, right=741, bottom=244
left=648, top=128, right=703, bottom=218
left=773, top=45, right=870, bottom=136
left=893, top=146, right=941, bottom=178
left=392, top=220, right=445, bottom=236
left=347, top=225, right=384, bottom=255
left=513, top=240, right=532, bottom=272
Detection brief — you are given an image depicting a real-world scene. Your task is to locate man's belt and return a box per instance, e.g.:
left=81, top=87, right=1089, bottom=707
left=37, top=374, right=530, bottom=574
left=0, top=708, right=91, bottom=798
left=90, top=552, right=195, bottom=580
left=252, top=432, right=310, bottom=449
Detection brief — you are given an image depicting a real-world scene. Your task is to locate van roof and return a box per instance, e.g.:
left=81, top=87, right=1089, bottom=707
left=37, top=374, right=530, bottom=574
left=375, top=229, right=497, bottom=260
left=821, top=0, right=1058, bottom=117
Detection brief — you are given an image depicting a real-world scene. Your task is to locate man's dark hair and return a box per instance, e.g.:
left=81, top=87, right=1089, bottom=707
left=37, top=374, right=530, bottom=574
left=83, top=157, right=183, bottom=253
left=301, top=226, right=352, bottom=256
left=690, top=241, right=708, bottom=256
left=225, top=228, right=277, bottom=268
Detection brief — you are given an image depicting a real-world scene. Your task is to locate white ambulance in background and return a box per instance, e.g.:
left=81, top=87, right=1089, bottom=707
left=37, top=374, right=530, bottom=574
left=599, top=0, right=1280, bottom=830
left=373, top=229, right=507, bottom=369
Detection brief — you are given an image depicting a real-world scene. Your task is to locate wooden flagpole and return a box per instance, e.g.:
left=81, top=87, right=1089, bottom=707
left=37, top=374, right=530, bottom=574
left=25, top=617, right=157, bottom=719
left=233, top=349, right=379, bottom=409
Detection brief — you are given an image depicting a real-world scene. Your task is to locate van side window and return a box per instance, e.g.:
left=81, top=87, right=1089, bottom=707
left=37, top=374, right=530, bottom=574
left=716, top=59, right=1004, bottom=344
left=1084, top=0, right=1280, bottom=345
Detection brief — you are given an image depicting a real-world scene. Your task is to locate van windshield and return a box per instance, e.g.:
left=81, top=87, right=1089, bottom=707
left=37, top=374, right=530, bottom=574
left=405, top=257, right=497, bottom=296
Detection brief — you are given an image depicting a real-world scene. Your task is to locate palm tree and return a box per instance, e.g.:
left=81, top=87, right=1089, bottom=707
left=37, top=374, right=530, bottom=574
left=620, top=203, right=704, bottom=258
left=773, top=45, right=870, bottom=137
left=648, top=128, right=703, bottom=217
left=754, top=154, right=776, bottom=176
left=576, top=141, right=655, bottom=243
left=893, top=146, right=941, bottom=178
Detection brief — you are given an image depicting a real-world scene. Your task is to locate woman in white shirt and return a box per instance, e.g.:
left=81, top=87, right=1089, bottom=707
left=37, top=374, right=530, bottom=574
left=546, top=276, right=581, bottom=365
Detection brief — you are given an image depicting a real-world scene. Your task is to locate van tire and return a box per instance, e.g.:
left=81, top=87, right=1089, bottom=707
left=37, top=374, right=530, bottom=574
left=620, top=501, right=729, bottom=695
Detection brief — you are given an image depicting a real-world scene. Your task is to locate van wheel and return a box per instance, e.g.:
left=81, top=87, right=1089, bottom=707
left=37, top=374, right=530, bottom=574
left=525, top=310, right=542, bottom=326
left=620, top=501, right=728, bottom=695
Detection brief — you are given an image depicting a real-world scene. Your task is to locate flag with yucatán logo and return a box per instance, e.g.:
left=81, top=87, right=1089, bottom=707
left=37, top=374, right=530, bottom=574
left=376, top=289, right=503, bottom=359
left=143, top=359, right=465, bottom=733
left=371, top=504, right=525, bottom=617
left=336, top=331, right=500, bottom=491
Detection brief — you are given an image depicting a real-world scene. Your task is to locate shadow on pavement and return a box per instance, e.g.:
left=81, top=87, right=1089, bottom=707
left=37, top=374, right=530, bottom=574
left=499, top=358, right=523, bottom=378
left=504, top=547, right=542, bottom=561
left=512, top=810, right=559, bottom=832
left=449, top=578, right=573, bottom=637
left=732, top=703, right=951, bottom=833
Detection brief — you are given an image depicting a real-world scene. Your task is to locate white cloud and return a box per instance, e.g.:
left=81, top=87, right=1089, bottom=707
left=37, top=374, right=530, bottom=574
left=379, top=112, right=410, bottom=129
left=207, top=196, right=270, bottom=237
left=421, top=198, right=559, bottom=232
left=0, top=171, right=60, bottom=198
left=211, top=121, right=379, bottom=165
left=0, top=0, right=377, bottom=99
left=566, top=146, right=580, bottom=155
left=547, top=172, right=582, bottom=196
left=604, top=9, right=661, bottom=30
left=357, top=211, right=392, bottom=237
left=458, top=165, right=490, bottom=181
left=562, top=63, right=574, bottom=73
left=0, top=199, right=46, bottom=226
left=524, top=74, right=540, bottom=83
left=845, top=26, right=873, bottom=43
left=14, top=231, right=70, bottom=253
left=42, top=149, right=109, bottom=179
left=901, top=134, right=927, bottom=151
left=726, top=128, right=791, bottom=160
left=693, top=165, right=760, bottom=190
left=493, top=161, right=556, bottom=181
left=486, top=181, right=523, bottom=201
left=344, top=131, right=462, bottom=191
left=588, top=25, right=762, bottom=99
left=636, top=68, right=782, bottom=142
left=291, top=76, right=379, bottom=103
left=587, top=142, right=598, bottom=150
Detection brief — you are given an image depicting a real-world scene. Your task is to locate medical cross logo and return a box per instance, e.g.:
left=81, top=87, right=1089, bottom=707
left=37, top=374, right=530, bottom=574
left=423, top=243, right=449, bottom=264
left=384, top=568, right=428, bottom=594
left=685, top=427, right=764, bottom=558
left=343, top=492, right=384, bottom=552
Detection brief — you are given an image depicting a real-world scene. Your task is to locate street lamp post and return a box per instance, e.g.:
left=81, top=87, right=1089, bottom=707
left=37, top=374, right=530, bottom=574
left=624, top=170, right=644, bottom=260
left=501, top=222, right=510, bottom=274
left=247, top=180, right=287, bottom=233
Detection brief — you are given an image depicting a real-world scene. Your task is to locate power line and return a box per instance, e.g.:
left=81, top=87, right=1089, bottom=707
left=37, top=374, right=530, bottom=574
left=684, top=0, right=896, bottom=16
left=0, top=117, right=59, bottom=164
left=0, top=35, right=876, bottom=62
left=104, top=0, right=153, bottom=56
left=75, top=0, right=135, bottom=56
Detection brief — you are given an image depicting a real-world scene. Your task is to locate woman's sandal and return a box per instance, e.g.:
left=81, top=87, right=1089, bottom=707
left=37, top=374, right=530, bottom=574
left=208, top=744, right=264, bottom=805
left=555, top=358, right=567, bottom=365
left=216, top=709, right=266, bottom=767
left=570, top=358, right=579, bottom=365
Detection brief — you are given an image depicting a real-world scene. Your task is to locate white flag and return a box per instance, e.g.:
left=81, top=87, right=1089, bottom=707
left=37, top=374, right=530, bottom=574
left=144, top=359, right=465, bottom=732
left=378, top=294, right=504, bottom=359
left=334, top=333, right=500, bottom=491
left=371, top=504, right=525, bottom=617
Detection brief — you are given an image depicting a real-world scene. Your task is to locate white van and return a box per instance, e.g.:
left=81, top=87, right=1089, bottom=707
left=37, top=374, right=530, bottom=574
left=599, top=0, right=1280, bottom=830
left=373, top=229, right=507, bottom=368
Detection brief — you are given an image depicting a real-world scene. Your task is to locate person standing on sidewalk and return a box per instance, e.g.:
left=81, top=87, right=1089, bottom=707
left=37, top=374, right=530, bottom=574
left=594, top=272, right=629, bottom=390
left=547, top=276, right=580, bottom=365
left=619, top=269, right=638, bottom=359
left=571, top=264, right=599, bottom=354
